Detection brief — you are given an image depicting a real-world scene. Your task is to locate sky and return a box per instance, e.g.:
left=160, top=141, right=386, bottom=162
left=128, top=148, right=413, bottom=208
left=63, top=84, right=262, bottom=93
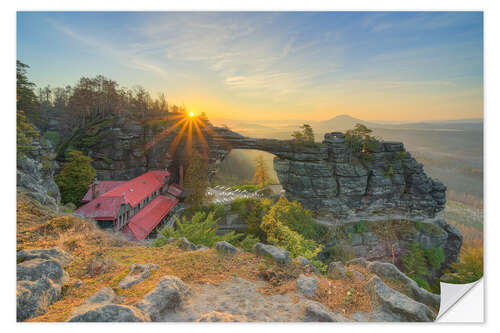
left=17, top=11, right=483, bottom=122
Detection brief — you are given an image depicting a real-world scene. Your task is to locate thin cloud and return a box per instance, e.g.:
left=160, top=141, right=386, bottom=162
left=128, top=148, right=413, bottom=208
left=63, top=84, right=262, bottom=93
left=46, top=18, right=169, bottom=78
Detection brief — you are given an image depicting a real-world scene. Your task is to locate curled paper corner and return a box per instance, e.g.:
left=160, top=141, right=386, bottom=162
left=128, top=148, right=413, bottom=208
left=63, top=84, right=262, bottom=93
left=436, top=278, right=483, bottom=322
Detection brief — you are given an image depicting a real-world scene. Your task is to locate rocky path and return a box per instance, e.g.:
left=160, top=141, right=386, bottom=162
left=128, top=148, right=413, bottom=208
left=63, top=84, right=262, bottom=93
left=162, top=277, right=312, bottom=322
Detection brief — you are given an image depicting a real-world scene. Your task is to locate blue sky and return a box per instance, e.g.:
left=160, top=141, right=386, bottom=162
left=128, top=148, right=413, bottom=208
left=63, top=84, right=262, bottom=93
left=17, top=11, right=483, bottom=121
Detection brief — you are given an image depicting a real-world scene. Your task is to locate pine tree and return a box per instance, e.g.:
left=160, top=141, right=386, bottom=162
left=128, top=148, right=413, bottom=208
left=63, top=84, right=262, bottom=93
left=291, top=124, right=315, bottom=144
left=184, top=151, right=209, bottom=209
left=55, top=150, right=96, bottom=205
left=252, top=154, right=270, bottom=186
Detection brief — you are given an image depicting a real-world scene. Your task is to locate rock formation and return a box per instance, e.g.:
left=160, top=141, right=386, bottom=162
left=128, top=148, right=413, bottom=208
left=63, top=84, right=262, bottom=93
left=57, top=114, right=446, bottom=219
left=17, top=131, right=60, bottom=209
left=16, top=248, right=72, bottom=321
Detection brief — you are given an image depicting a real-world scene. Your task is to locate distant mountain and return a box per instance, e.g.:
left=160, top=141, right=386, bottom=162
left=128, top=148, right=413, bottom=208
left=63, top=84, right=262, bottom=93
left=312, top=114, right=380, bottom=132
left=211, top=114, right=483, bottom=140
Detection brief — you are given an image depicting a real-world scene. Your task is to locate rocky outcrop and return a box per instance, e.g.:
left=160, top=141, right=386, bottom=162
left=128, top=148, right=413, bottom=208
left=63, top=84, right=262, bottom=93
left=166, top=237, right=198, bottom=251
left=118, top=264, right=159, bottom=289
left=134, top=275, right=191, bottom=321
left=17, top=247, right=73, bottom=266
left=215, top=241, right=240, bottom=254
left=16, top=247, right=72, bottom=321
left=68, top=288, right=150, bottom=322
left=253, top=243, right=291, bottom=264
left=304, top=302, right=350, bottom=322
left=365, top=276, right=436, bottom=322
left=366, top=261, right=440, bottom=310
left=328, top=261, right=347, bottom=280
left=17, top=133, right=60, bottom=209
left=58, top=114, right=446, bottom=219
left=295, top=256, right=319, bottom=274
left=296, top=274, right=318, bottom=297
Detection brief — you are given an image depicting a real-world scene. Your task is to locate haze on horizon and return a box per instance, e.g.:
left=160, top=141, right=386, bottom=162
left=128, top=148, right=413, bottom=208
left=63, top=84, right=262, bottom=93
left=17, top=11, right=483, bottom=122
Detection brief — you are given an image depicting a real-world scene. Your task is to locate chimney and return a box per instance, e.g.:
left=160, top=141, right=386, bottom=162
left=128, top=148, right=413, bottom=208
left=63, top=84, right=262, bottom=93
left=92, top=177, right=100, bottom=199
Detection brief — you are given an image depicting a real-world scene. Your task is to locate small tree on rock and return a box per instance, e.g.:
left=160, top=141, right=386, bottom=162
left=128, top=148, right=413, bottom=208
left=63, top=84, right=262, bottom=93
left=292, top=124, right=315, bottom=144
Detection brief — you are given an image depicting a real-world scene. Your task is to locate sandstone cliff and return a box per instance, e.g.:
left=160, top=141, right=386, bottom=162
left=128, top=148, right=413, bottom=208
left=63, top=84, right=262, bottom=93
left=55, top=114, right=446, bottom=219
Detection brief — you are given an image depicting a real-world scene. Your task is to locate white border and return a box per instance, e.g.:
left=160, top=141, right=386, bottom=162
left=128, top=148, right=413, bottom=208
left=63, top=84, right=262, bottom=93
left=3, top=0, right=497, bottom=331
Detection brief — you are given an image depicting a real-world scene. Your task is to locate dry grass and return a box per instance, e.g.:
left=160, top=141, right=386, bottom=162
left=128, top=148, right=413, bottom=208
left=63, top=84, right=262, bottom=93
left=312, top=264, right=375, bottom=318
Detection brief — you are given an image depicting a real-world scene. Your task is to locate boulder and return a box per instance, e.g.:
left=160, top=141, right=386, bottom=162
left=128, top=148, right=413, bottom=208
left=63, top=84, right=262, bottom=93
left=349, top=270, right=366, bottom=281
left=82, top=287, right=121, bottom=306
left=196, top=311, right=245, bottom=322
left=327, top=261, right=347, bottom=280
left=295, top=256, right=319, bottom=274
left=17, top=258, right=68, bottom=284
left=365, top=276, right=435, bottom=322
left=135, top=276, right=190, bottom=321
left=167, top=237, right=197, bottom=251
left=68, top=304, right=151, bottom=322
left=366, top=261, right=440, bottom=310
left=119, top=264, right=159, bottom=289
left=252, top=243, right=290, bottom=264
left=296, top=274, right=318, bottom=297
left=214, top=241, right=239, bottom=255
left=347, top=257, right=367, bottom=267
left=196, top=245, right=209, bottom=251
left=17, top=277, right=61, bottom=321
left=17, top=247, right=73, bottom=266
left=304, top=301, right=350, bottom=322
left=68, top=287, right=149, bottom=322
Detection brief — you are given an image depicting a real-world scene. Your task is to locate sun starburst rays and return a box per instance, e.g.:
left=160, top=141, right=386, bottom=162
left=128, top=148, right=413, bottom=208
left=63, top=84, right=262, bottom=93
left=145, top=112, right=219, bottom=164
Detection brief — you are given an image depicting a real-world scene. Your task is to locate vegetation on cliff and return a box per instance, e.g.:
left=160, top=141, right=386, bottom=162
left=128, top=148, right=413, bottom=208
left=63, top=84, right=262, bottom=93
left=55, top=150, right=96, bottom=205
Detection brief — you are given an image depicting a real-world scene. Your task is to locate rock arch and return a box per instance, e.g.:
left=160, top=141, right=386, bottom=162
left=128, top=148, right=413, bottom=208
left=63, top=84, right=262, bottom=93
left=205, top=126, right=446, bottom=219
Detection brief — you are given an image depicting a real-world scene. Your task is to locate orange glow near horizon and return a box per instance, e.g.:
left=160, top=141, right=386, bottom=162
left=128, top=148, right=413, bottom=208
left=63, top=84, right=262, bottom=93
left=146, top=112, right=216, bottom=164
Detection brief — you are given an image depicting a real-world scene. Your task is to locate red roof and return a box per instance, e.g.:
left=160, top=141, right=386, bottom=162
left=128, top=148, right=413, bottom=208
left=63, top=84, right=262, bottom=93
left=81, top=180, right=127, bottom=202
left=122, top=196, right=178, bottom=240
left=75, top=196, right=125, bottom=220
left=102, top=170, right=170, bottom=208
left=167, top=183, right=184, bottom=197
left=76, top=170, right=171, bottom=221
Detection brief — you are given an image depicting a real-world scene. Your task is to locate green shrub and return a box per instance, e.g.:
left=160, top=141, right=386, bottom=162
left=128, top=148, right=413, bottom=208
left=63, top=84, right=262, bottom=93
left=189, top=203, right=228, bottom=221
left=231, top=184, right=261, bottom=192
left=410, top=274, right=431, bottom=291
left=231, top=198, right=272, bottom=239
left=264, top=197, right=327, bottom=241
left=424, top=247, right=445, bottom=269
left=54, top=150, right=96, bottom=205
left=354, top=220, right=367, bottom=233
left=62, top=202, right=76, bottom=213
left=42, top=131, right=61, bottom=148
left=155, top=211, right=242, bottom=248
left=238, top=234, right=260, bottom=252
left=152, top=237, right=168, bottom=247
left=322, top=242, right=355, bottom=264
left=402, top=242, right=429, bottom=278
left=344, top=123, right=380, bottom=153
left=260, top=198, right=324, bottom=271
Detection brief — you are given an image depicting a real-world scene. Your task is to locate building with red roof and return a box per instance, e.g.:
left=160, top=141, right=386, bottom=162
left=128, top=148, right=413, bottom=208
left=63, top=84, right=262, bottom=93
left=75, top=170, right=184, bottom=240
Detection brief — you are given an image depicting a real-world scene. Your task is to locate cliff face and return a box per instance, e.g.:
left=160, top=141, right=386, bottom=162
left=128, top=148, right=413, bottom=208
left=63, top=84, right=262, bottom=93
left=56, top=114, right=446, bottom=219
left=17, top=131, right=60, bottom=209
left=274, top=132, right=447, bottom=219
